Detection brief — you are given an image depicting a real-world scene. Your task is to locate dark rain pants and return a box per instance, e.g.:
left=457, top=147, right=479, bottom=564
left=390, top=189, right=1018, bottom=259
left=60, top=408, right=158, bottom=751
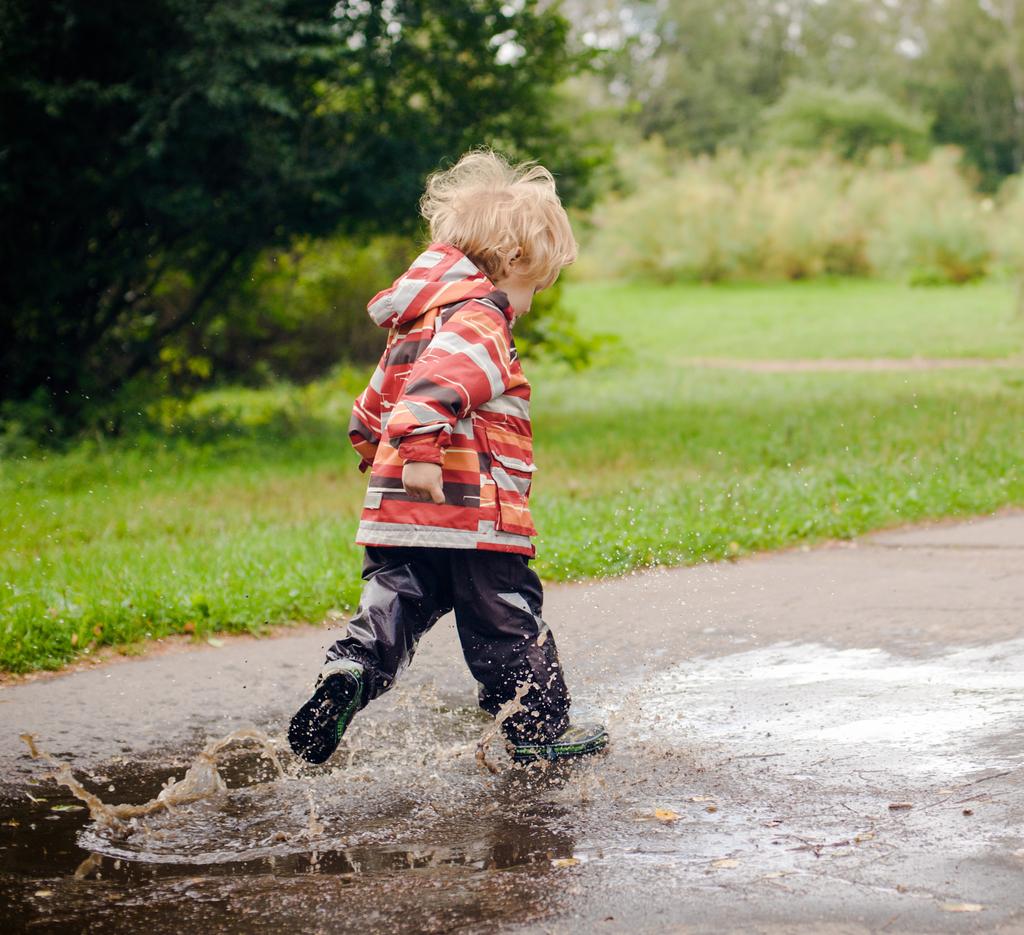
left=324, top=546, right=571, bottom=745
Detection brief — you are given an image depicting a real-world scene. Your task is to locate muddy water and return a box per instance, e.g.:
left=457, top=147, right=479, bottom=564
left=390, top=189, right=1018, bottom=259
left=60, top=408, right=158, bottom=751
left=3, top=641, right=1023, bottom=934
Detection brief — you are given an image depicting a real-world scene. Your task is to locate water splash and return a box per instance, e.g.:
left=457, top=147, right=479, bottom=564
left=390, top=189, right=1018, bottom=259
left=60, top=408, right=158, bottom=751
left=20, top=728, right=284, bottom=834
left=475, top=679, right=532, bottom=774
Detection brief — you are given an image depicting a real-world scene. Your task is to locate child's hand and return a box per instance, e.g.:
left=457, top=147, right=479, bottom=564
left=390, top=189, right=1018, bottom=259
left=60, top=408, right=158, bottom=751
left=402, top=461, right=445, bottom=504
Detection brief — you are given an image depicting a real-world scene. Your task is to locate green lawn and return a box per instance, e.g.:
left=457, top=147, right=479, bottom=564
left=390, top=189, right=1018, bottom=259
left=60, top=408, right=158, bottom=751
left=3, top=279, right=1023, bottom=672
left=568, top=279, right=1024, bottom=361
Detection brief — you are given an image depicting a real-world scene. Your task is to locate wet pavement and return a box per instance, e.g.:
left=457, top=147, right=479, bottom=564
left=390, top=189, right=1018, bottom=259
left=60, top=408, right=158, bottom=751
left=2, top=513, right=1022, bottom=933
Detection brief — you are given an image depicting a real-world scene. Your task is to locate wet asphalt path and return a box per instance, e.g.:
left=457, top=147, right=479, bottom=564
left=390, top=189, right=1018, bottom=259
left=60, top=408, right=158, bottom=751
left=1, top=513, right=1022, bottom=933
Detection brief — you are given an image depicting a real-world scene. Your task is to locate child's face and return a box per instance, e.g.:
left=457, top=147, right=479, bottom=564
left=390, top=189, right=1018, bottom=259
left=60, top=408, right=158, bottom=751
left=493, top=270, right=550, bottom=320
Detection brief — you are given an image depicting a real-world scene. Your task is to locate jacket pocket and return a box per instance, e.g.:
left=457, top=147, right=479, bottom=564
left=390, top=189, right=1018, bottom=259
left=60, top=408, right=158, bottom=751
left=477, top=419, right=537, bottom=536
left=488, top=453, right=537, bottom=537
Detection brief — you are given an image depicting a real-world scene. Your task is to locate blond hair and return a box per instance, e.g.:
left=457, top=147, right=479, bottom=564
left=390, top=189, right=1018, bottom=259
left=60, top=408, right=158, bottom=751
left=420, top=149, right=577, bottom=288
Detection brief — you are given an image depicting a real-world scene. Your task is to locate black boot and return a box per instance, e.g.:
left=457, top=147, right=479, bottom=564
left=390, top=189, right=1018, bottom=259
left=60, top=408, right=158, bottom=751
left=288, top=660, right=363, bottom=764
left=508, top=723, right=609, bottom=763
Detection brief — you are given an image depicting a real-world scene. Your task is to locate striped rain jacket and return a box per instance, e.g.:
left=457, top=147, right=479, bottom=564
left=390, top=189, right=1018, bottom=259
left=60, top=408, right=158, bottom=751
left=348, top=243, right=538, bottom=556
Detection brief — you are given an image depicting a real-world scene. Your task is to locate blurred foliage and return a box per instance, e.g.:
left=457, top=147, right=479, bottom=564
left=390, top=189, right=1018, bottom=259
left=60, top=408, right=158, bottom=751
left=195, top=236, right=418, bottom=382
left=761, top=83, right=932, bottom=162
left=995, top=174, right=1024, bottom=315
left=0, top=0, right=592, bottom=436
left=918, top=0, right=1024, bottom=189
left=146, top=366, right=373, bottom=442
left=576, top=142, right=1004, bottom=285
left=174, top=234, right=608, bottom=381
left=0, top=230, right=605, bottom=452
left=9, top=0, right=1024, bottom=446
left=589, top=0, right=1024, bottom=189
left=512, top=279, right=616, bottom=369
left=622, top=0, right=792, bottom=154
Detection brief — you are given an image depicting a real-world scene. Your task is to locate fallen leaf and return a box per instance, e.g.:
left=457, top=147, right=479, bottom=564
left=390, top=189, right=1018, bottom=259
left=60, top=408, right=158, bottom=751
left=854, top=832, right=875, bottom=843
left=182, top=621, right=195, bottom=634
left=763, top=871, right=786, bottom=879
left=939, top=902, right=984, bottom=913
left=50, top=804, right=84, bottom=813
left=70, top=632, right=78, bottom=646
left=962, top=809, right=973, bottom=816
left=34, top=890, right=53, bottom=898
left=654, top=808, right=681, bottom=822
left=711, top=858, right=739, bottom=869
left=206, top=637, right=225, bottom=648
left=689, top=795, right=715, bottom=802
left=551, top=857, right=579, bottom=868
left=25, top=792, right=45, bottom=803
left=705, top=805, right=718, bottom=813
left=888, top=802, right=913, bottom=811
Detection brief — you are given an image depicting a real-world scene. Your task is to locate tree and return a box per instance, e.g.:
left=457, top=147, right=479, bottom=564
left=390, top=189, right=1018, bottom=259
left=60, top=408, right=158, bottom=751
left=627, top=0, right=795, bottom=154
left=761, top=82, right=931, bottom=160
left=0, top=0, right=580, bottom=427
left=918, top=0, right=1024, bottom=186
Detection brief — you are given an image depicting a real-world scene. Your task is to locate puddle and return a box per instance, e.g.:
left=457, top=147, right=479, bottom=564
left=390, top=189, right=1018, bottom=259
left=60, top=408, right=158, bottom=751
left=642, top=638, right=1024, bottom=777
left=3, top=642, right=1023, bottom=933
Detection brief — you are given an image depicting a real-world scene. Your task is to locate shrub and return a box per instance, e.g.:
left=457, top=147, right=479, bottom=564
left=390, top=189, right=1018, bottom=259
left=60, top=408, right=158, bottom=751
left=995, top=177, right=1024, bottom=315
left=576, top=143, right=1000, bottom=285
left=863, top=149, right=992, bottom=284
left=994, top=176, right=1024, bottom=272
left=196, top=236, right=419, bottom=382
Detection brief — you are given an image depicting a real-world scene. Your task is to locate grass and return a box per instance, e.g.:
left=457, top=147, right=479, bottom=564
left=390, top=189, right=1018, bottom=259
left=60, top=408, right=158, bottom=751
left=2, top=279, right=1023, bottom=673
left=568, top=278, right=1024, bottom=361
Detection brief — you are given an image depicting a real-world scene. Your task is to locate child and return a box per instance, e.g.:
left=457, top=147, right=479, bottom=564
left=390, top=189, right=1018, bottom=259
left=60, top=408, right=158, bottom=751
left=288, top=150, right=608, bottom=766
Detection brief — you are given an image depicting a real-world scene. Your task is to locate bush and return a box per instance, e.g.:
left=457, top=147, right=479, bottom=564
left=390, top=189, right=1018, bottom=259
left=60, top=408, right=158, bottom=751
left=198, top=236, right=419, bottom=381
left=995, top=177, right=1024, bottom=316
left=863, top=150, right=992, bottom=284
left=994, top=176, right=1024, bottom=273
left=576, top=142, right=1001, bottom=285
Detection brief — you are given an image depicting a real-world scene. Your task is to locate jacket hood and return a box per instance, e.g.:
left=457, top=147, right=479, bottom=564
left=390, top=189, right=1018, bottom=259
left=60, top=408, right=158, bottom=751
left=367, top=243, right=500, bottom=329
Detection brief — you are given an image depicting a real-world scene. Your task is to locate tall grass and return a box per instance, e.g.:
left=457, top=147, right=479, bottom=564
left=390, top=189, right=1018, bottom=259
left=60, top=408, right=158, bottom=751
left=576, top=144, right=1011, bottom=285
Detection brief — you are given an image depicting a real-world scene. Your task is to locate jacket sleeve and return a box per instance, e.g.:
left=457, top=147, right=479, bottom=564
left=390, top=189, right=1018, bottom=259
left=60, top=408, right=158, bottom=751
left=348, top=356, right=385, bottom=472
left=386, top=302, right=513, bottom=464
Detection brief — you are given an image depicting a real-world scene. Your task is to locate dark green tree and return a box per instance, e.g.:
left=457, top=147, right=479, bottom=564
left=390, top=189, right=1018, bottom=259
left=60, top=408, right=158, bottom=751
left=917, top=0, right=1024, bottom=186
left=0, top=0, right=581, bottom=428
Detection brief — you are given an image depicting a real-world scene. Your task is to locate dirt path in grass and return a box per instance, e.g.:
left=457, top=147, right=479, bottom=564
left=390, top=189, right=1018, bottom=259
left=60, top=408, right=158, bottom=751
left=2, top=512, right=1023, bottom=934
left=683, top=355, right=1024, bottom=372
